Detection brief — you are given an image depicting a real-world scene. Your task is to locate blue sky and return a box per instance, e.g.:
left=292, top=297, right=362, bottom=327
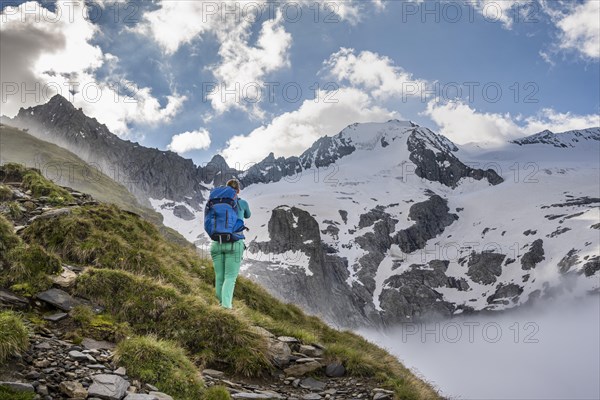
left=1, top=0, right=599, bottom=167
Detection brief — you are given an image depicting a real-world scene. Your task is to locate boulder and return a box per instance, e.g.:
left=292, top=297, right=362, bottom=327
left=36, top=288, right=81, bottom=311
left=52, top=266, right=78, bottom=288
left=299, top=377, right=326, bottom=391
left=0, top=288, right=29, bottom=310
left=325, top=362, right=345, bottom=377
left=283, top=361, right=322, bottom=376
left=298, top=344, right=323, bottom=358
left=267, top=339, right=292, bottom=368
left=59, top=381, right=87, bottom=399
left=44, top=312, right=68, bottom=322
left=88, top=374, right=129, bottom=400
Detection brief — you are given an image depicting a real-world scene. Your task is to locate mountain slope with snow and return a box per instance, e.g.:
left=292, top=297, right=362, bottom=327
left=154, top=121, right=600, bottom=327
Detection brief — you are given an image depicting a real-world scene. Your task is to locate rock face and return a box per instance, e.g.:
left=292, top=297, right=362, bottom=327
left=246, top=206, right=371, bottom=327
left=394, top=195, right=459, bottom=254
left=406, top=128, right=503, bottom=187
left=245, top=194, right=463, bottom=326
left=379, top=260, right=468, bottom=322
left=487, top=283, right=524, bottom=305
left=466, top=251, right=506, bottom=285
left=521, top=239, right=545, bottom=270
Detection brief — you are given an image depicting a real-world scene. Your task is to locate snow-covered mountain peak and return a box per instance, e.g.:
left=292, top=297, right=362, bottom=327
left=511, top=127, right=600, bottom=148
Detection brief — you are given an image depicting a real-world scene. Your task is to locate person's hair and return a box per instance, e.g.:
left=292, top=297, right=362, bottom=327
left=226, top=179, right=241, bottom=191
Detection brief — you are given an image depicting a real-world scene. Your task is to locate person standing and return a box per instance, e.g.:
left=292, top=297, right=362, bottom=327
left=208, top=179, right=250, bottom=309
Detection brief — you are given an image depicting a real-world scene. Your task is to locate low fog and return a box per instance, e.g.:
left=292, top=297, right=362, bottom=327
left=358, top=294, right=600, bottom=399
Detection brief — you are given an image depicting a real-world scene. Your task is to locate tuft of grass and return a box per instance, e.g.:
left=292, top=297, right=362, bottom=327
left=75, top=268, right=271, bottom=376
left=0, top=163, right=73, bottom=205
left=0, top=214, right=20, bottom=267
left=0, top=386, right=35, bottom=400
left=1, top=243, right=62, bottom=296
left=0, top=311, right=30, bottom=363
left=202, top=386, right=231, bottom=400
left=2, top=202, right=24, bottom=220
left=114, top=336, right=204, bottom=400
left=22, top=169, right=73, bottom=205
left=71, top=305, right=132, bottom=342
left=0, top=184, right=13, bottom=201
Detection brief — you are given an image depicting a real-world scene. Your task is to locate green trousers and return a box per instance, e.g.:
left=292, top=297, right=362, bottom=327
left=210, top=240, right=245, bottom=309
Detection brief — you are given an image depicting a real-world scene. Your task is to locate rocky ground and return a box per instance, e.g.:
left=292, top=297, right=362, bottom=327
left=1, top=314, right=394, bottom=400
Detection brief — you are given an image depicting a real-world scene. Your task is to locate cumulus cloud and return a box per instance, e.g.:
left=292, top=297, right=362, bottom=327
left=0, top=0, right=185, bottom=136
left=207, top=9, right=292, bottom=118
left=551, top=0, right=599, bottom=60
left=221, top=87, right=397, bottom=167
left=323, top=47, right=429, bottom=100
left=167, top=129, right=212, bottom=154
left=423, top=100, right=600, bottom=144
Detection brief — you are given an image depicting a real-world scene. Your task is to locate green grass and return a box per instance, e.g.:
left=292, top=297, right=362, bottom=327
left=70, top=305, right=132, bottom=342
left=0, top=163, right=73, bottom=205
left=114, top=336, right=204, bottom=400
left=202, top=386, right=231, bottom=400
left=2, top=202, right=24, bottom=219
left=0, top=185, right=12, bottom=201
left=1, top=243, right=62, bottom=296
left=0, top=214, right=20, bottom=267
left=0, top=386, right=35, bottom=400
left=0, top=214, right=61, bottom=296
left=0, top=311, right=29, bottom=363
left=75, top=268, right=271, bottom=376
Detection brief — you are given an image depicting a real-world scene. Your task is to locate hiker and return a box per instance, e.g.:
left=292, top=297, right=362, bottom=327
left=205, top=179, right=250, bottom=309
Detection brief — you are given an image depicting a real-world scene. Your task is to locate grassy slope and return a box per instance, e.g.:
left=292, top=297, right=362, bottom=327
left=0, top=166, right=441, bottom=399
left=0, top=125, right=189, bottom=247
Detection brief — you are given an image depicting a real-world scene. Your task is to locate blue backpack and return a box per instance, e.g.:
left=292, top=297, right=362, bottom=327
left=204, top=186, right=246, bottom=243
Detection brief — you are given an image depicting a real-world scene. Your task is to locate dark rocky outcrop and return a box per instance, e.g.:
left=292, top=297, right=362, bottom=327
left=379, top=260, right=462, bottom=322
left=487, top=283, right=524, bottom=304
left=172, top=205, right=195, bottom=221
left=521, top=239, right=545, bottom=270
left=558, top=248, right=579, bottom=274
left=394, top=195, right=458, bottom=253
left=466, top=251, right=506, bottom=284
left=247, top=206, right=374, bottom=328
left=406, top=129, right=503, bottom=188
left=581, top=256, right=600, bottom=277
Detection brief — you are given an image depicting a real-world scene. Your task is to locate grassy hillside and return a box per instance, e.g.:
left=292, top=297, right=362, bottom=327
left=0, top=124, right=189, bottom=247
left=0, top=164, right=441, bottom=399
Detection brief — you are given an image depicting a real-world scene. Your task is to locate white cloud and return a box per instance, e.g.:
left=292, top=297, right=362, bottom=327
left=0, top=0, right=186, bottom=137
left=553, top=0, right=599, bottom=60
left=521, top=108, right=600, bottom=133
left=221, top=87, right=397, bottom=167
left=207, top=9, right=292, bottom=118
left=423, top=100, right=600, bottom=144
left=167, top=129, right=212, bottom=153
left=323, top=47, right=429, bottom=100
